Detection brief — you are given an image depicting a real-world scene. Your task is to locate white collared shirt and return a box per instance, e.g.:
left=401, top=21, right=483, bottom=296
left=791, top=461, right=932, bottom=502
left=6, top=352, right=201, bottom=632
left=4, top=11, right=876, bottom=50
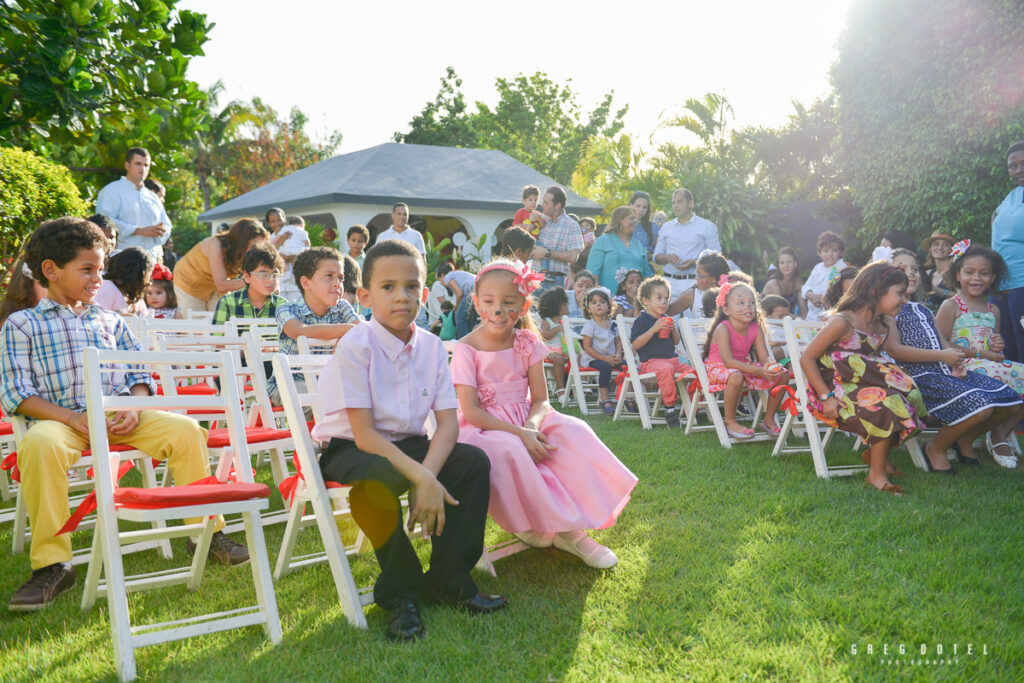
left=376, top=226, right=426, bottom=254
left=653, top=214, right=721, bottom=276
left=310, top=317, right=457, bottom=443
left=95, top=177, right=171, bottom=261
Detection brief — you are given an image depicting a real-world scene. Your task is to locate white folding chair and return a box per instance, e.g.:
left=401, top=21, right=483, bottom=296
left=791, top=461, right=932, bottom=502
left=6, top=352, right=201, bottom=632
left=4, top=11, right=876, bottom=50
left=297, top=335, right=338, bottom=355
left=0, top=413, right=16, bottom=504
left=613, top=315, right=692, bottom=429
left=231, top=317, right=280, bottom=343
left=185, top=309, right=215, bottom=322
left=560, top=315, right=603, bottom=414
left=80, top=348, right=280, bottom=681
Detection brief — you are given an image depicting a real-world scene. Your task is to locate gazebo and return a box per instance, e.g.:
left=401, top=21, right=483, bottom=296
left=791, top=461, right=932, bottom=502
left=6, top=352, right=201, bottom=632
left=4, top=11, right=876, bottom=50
left=197, top=142, right=603, bottom=253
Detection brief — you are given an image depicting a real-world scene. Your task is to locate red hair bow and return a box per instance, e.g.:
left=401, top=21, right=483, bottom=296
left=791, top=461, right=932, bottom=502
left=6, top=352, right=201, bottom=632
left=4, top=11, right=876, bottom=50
left=151, top=263, right=173, bottom=281
left=511, top=261, right=544, bottom=297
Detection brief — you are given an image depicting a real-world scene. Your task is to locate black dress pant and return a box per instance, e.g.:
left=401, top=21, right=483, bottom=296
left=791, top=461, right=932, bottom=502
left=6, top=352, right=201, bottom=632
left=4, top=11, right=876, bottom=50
left=320, top=435, right=491, bottom=609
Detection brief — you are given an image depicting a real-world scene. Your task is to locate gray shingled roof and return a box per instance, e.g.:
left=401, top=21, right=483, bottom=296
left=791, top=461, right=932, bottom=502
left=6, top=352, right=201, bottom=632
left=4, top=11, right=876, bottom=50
left=198, top=142, right=603, bottom=221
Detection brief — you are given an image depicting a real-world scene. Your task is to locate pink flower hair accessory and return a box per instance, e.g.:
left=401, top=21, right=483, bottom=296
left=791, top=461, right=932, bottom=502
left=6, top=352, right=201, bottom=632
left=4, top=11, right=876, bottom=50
left=715, top=279, right=734, bottom=307
left=476, top=259, right=544, bottom=297
left=950, top=239, right=970, bottom=261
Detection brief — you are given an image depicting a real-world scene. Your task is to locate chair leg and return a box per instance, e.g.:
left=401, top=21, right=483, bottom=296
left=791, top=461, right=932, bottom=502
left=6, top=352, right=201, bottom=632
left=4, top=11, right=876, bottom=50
left=186, top=520, right=216, bottom=591
left=97, top=514, right=137, bottom=682
left=81, top=525, right=105, bottom=610
left=273, top=496, right=306, bottom=580
left=309, top=482, right=367, bottom=628
left=137, top=458, right=172, bottom=560
left=772, top=412, right=796, bottom=456
left=242, top=509, right=283, bottom=642
left=12, top=488, right=27, bottom=553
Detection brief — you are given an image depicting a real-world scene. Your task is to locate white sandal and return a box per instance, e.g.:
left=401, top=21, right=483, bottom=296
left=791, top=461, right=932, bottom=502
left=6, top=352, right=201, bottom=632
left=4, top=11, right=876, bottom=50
left=552, top=530, right=618, bottom=569
left=514, top=530, right=555, bottom=548
left=988, top=441, right=1018, bottom=469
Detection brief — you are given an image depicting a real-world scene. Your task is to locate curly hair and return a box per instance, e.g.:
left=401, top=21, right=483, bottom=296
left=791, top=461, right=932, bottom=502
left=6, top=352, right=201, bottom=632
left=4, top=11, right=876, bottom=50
left=537, top=286, right=569, bottom=319
left=944, top=244, right=1008, bottom=295
left=24, top=217, right=108, bottom=287
left=104, top=247, right=156, bottom=304
left=637, top=276, right=670, bottom=311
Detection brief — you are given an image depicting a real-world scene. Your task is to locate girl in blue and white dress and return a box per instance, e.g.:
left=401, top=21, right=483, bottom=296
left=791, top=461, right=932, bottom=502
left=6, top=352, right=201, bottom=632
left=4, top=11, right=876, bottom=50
left=885, top=252, right=1024, bottom=469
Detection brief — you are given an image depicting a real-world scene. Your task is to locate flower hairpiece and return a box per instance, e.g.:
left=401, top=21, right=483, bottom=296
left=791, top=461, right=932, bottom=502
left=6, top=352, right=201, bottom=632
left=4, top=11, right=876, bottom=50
left=827, top=266, right=842, bottom=284
left=871, top=245, right=894, bottom=263
left=715, top=279, right=734, bottom=307
left=950, top=239, right=970, bottom=261
left=21, top=262, right=32, bottom=278
left=718, top=274, right=729, bottom=287
left=587, top=286, right=612, bottom=299
left=476, top=259, right=544, bottom=297
left=614, top=266, right=629, bottom=284
left=151, top=263, right=173, bottom=281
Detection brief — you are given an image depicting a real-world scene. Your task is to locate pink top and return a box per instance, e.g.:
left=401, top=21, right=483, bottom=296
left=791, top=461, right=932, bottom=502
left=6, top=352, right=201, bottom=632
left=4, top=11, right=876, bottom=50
left=94, top=279, right=147, bottom=316
left=310, top=317, right=458, bottom=443
left=706, top=320, right=757, bottom=365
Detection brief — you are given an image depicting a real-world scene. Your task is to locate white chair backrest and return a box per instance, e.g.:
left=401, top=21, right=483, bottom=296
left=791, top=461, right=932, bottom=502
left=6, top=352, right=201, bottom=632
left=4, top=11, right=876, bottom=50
left=242, top=331, right=287, bottom=427
left=615, top=314, right=643, bottom=378
left=677, top=317, right=715, bottom=389
left=155, top=332, right=249, bottom=402
left=232, top=317, right=280, bottom=341
left=765, top=318, right=787, bottom=345
left=297, top=335, right=338, bottom=355
left=186, top=309, right=215, bottom=321
left=782, top=316, right=826, bottom=401
left=271, top=353, right=331, bottom=425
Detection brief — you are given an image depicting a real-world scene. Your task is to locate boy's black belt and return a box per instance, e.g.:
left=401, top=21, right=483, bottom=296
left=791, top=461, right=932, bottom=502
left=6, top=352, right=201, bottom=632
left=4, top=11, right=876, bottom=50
left=664, top=273, right=696, bottom=279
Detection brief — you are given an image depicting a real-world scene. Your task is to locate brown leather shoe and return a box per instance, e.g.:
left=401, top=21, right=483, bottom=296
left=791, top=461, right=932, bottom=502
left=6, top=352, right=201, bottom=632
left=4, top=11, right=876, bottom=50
left=187, top=531, right=249, bottom=566
left=9, top=563, right=76, bottom=612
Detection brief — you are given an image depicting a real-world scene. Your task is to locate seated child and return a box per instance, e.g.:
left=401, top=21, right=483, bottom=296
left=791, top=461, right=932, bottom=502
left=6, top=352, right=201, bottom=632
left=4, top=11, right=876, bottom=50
left=614, top=268, right=644, bottom=319
left=889, top=248, right=1024, bottom=469
left=1, top=218, right=245, bottom=612
left=498, top=226, right=536, bottom=263
left=579, top=287, right=624, bottom=414
left=268, top=247, right=360, bottom=402
left=451, top=259, right=636, bottom=568
left=801, top=230, right=848, bottom=321
left=144, top=264, right=181, bottom=318
left=537, top=287, right=572, bottom=400
left=821, top=266, right=858, bottom=311
left=800, top=261, right=925, bottom=493
left=212, top=246, right=287, bottom=325
left=311, top=239, right=503, bottom=641
left=761, top=293, right=791, bottom=362
left=94, top=246, right=154, bottom=316
left=702, top=281, right=789, bottom=438
left=512, top=185, right=543, bottom=237
left=274, top=216, right=311, bottom=301
left=629, top=276, right=695, bottom=428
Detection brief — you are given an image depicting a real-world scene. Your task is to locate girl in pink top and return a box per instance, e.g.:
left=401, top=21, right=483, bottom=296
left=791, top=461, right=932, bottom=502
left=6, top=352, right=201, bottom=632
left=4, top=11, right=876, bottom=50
left=703, top=279, right=789, bottom=439
left=451, top=259, right=637, bottom=570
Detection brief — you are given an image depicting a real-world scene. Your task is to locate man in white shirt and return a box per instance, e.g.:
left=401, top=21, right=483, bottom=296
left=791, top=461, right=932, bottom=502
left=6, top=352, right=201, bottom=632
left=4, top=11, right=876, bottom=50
left=375, top=203, right=426, bottom=255
left=95, top=147, right=171, bottom=264
left=653, top=188, right=722, bottom=301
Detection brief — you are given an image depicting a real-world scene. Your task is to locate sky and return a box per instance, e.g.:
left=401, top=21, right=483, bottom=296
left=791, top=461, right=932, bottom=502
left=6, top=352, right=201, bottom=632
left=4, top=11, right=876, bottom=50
left=180, top=0, right=856, bottom=156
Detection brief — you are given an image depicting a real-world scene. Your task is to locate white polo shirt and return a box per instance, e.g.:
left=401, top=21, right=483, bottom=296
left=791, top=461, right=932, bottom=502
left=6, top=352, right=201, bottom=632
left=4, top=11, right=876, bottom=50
left=376, top=226, right=426, bottom=254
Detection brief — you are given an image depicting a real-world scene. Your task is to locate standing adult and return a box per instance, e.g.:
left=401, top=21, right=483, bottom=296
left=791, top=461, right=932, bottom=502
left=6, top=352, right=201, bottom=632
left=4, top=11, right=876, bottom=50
left=95, top=147, right=171, bottom=264
left=653, top=188, right=722, bottom=301
left=375, top=202, right=426, bottom=254
left=762, top=246, right=805, bottom=317
left=920, top=230, right=956, bottom=310
left=586, top=206, right=654, bottom=292
left=172, top=218, right=270, bottom=313
left=992, top=140, right=1024, bottom=362
left=531, top=186, right=583, bottom=292
left=628, top=191, right=659, bottom=259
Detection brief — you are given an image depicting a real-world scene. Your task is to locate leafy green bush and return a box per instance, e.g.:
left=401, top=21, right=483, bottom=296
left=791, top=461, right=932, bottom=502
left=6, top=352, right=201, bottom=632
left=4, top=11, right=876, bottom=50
left=0, top=146, right=88, bottom=282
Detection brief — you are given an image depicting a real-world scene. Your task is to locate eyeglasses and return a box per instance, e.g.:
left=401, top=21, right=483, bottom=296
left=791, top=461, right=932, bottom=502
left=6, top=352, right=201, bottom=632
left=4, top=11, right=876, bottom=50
left=250, top=272, right=281, bottom=281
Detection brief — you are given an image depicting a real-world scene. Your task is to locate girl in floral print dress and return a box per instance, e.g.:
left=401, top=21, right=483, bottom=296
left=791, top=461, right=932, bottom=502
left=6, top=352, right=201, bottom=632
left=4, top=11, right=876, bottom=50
left=451, top=260, right=637, bottom=569
left=800, top=261, right=926, bottom=495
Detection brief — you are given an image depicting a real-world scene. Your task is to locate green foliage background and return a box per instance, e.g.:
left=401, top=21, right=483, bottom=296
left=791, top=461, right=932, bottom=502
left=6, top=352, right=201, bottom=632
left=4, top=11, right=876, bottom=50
left=832, top=0, right=1024, bottom=256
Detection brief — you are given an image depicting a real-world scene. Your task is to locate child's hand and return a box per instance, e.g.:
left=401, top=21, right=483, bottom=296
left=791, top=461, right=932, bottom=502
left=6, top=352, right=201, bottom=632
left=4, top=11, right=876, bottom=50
left=519, top=427, right=555, bottom=462
left=106, top=410, right=138, bottom=436
left=408, top=470, right=458, bottom=539
left=653, top=317, right=671, bottom=332
left=610, top=352, right=622, bottom=365
left=821, top=396, right=841, bottom=420
left=67, top=411, right=90, bottom=437
left=991, top=333, right=1006, bottom=353
left=938, top=347, right=966, bottom=367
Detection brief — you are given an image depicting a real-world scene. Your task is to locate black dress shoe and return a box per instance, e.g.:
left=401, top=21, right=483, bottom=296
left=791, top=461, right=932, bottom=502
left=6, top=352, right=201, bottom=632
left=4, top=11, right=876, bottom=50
left=385, top=596, right=424, bottom=642
left=454, top=592, right=507, bottom=615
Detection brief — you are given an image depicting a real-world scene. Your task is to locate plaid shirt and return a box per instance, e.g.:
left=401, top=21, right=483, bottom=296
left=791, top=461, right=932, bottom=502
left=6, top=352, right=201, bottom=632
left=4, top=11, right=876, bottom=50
left=0, top=298, right=155, bottom=416
left=267, top=298, right=361, bottom=396
left=535, top=210, right=583, bottom=276
left=212, top=288, right=287, bottom=326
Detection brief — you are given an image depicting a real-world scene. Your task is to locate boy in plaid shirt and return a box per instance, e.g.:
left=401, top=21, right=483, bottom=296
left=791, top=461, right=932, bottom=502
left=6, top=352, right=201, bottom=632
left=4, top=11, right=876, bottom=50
left=211, top=246, right=287, bottom=325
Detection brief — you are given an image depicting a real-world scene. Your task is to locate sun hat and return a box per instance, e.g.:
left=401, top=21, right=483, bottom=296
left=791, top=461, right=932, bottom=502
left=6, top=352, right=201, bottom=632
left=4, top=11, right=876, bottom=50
left=920, top=230, right=956, bottom=252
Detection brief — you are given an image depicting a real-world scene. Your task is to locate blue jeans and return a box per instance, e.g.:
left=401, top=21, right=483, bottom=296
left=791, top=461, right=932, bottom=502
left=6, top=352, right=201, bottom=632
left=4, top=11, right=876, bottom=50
left=993, top=288, right=1024, bottom=363
left=455, top=294, right=474, bottom=339
left=538, top=273, right=565, bottom=295
left=586, top=359, right=620, bottom=389
left=415, top=307, right=430, bottom=331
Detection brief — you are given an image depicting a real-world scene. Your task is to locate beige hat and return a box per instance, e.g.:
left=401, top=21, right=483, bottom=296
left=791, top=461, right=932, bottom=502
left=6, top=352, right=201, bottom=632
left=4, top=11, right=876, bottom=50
left=920, top=231, right=956, bottom=252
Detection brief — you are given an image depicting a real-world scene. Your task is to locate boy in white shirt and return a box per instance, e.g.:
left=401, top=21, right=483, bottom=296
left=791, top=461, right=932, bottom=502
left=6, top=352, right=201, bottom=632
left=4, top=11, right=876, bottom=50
left=801, top=231, right=848, bottom=321
left=310, top=239, right=504, bottom=642
left=274, top=216, right=311, bottom=300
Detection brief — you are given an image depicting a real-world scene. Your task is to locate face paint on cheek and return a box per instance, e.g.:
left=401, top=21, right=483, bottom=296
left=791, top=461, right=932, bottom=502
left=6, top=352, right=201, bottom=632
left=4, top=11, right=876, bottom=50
left=509, top=309, right=520, bottom=321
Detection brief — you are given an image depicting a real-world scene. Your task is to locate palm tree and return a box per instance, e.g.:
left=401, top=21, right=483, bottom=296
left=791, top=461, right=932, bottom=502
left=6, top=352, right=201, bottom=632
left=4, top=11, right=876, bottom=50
left=660, top=92, right=735, bottom=152
left=190, top=81, right=263, bottom=210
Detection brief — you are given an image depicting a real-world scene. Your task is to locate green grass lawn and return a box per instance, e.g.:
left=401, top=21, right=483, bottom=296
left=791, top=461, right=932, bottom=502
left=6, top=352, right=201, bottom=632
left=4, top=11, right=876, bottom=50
left=1, top=415, right=1022, bottom=681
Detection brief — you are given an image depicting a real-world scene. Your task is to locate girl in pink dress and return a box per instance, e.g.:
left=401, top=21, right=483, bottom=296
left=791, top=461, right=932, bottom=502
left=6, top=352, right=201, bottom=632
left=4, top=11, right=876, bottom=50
left=703, top=279, right=789, bottom=439
left=451, top=259, right=637, bottom=569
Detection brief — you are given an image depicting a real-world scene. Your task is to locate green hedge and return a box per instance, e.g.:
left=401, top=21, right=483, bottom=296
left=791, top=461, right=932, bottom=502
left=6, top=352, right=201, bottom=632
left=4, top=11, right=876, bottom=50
left=0, top=146, right=89, bottom=280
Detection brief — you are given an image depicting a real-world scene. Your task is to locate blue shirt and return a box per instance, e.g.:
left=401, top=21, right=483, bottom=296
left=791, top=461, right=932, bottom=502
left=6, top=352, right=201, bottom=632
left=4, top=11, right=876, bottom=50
left=993, top=186, right=1024, bottom=289
left=95, top=177, right=171, bottom=262
left=0, top=298, right=155, bottom=416
left=629, top=311, right=676, bottom=363
left=586, top=232, right=654, bottom=292
left=631, top=221, right=660, bottom=254
left=267, top=298, right=361, bottom=396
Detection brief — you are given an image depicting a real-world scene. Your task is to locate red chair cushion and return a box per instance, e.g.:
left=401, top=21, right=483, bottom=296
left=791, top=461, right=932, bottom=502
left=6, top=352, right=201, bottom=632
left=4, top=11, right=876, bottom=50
left=0, top=422, right=12, bottom=436
left=206, top=427, right=292, bottom=448
left=114, top=483, right=271, bottom=508
left=155, top=383, right=217, bottom=396
left=81, top=443, right=141, bottom=457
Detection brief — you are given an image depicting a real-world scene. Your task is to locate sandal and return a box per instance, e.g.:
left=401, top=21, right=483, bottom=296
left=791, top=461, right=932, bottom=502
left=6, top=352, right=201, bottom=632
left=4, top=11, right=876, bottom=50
left=761, top=420, right=782, bottom=436
left=600, top=399, right=616, bottom=415
left=988, top=441, right=1018, bottom=469
left=726, top=426, right=755, bottom=441
left=953, top=443, right=979, bottom=466
left=624, top=399, right=638, bottom=414
left=865, top=480, right=904, bottom=495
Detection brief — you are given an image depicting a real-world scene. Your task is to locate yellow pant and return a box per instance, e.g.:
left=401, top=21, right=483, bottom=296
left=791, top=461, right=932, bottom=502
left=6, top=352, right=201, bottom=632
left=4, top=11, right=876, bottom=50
left=18, top=410, right=217, bottom=570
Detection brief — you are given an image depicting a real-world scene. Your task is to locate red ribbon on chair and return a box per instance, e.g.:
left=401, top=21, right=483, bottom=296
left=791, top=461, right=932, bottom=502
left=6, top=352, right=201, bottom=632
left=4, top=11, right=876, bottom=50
left=278, top=451, right=345, bottom=507
left=770, top=385, right=800, bottom=416
left=56, top=461, right=136, bottom=535
left=2, top=451, right=19, bottom=483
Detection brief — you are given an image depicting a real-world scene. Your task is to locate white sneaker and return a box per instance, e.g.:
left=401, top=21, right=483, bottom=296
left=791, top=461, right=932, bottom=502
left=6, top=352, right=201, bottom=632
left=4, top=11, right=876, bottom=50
left=514, top=530, right=555, bottom=548
left=552, top=530, right=618, bottom=569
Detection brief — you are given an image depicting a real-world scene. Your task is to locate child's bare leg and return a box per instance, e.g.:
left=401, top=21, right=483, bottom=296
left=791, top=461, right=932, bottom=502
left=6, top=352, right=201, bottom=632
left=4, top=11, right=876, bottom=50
left=866, top=436, right=897, bottom=490
left=546, top=352, right=567, bottom=390
left=762, top=375, right=787, bottom=431
left=723, top=371, right=746, bottom=432
left=599, top=387, right=610, bottom=401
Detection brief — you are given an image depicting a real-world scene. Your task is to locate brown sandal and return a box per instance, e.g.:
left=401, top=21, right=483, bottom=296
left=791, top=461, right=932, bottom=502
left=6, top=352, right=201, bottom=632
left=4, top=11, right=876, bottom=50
left=860, top=450, right=904, bottom=478
left=865, top=480, right=904, bottom=495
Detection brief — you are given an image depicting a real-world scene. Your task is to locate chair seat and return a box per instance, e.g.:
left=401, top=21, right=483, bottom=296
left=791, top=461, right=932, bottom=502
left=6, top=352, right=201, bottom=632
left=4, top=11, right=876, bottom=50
left=81, top=443, right=141, bottom=457
left=114, top=482, right=271, bottom=508
left=207, top=427, right=292, bottom=448
left=0, top=421, right=12, bottom=436
left=156, top=383, right=217, bottom=396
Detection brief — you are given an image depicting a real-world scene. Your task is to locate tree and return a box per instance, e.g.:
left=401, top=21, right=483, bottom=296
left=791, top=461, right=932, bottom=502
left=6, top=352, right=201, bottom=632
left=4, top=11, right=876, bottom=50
left=394, top=68, right=628, bottom=185
left=832, top=0, right=1024, bottom=250
left=0, top=0, right=213, bottom=198
left=190, top=81, right=262, bottom=211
